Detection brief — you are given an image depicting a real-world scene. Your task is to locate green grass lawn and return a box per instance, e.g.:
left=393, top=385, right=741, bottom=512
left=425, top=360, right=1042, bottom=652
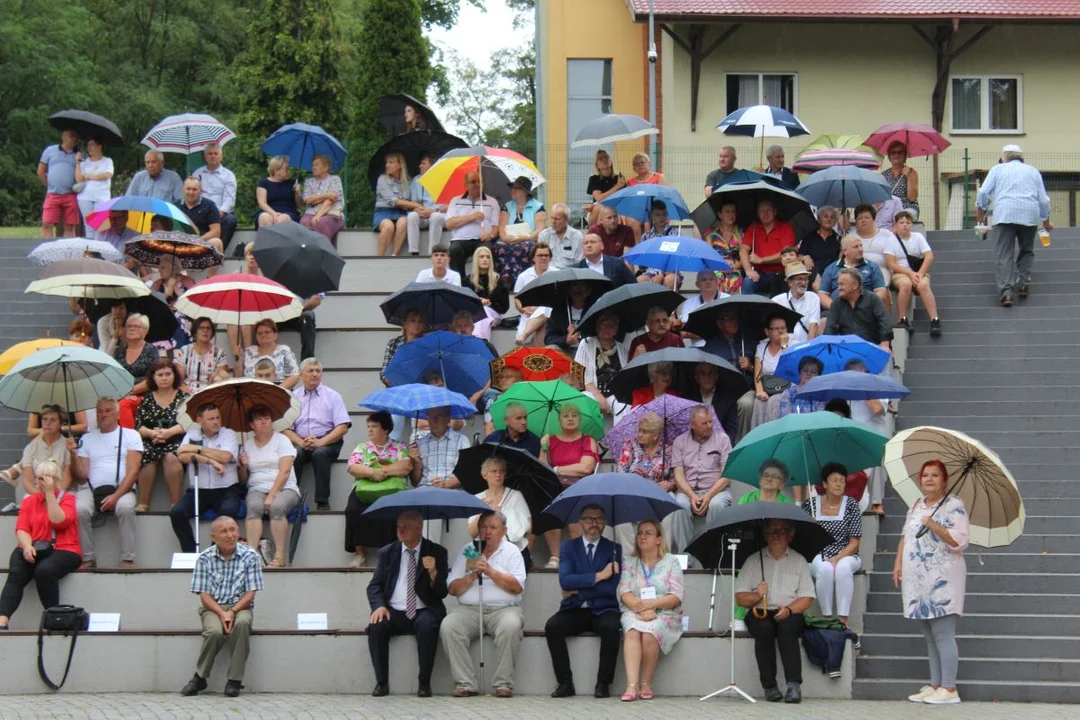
left=0, top=227, right=40, bottom=237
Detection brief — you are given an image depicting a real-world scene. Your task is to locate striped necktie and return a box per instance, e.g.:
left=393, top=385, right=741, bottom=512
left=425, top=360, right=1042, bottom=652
left=405, top=548, right=417, bottom=620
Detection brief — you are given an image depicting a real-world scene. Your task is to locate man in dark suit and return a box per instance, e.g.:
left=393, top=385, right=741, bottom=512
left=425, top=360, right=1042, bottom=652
left=684, top=362, right=741, bottom=443
left=544, top=504, right=621, bottom=699
left=576, top=233, right=636, bottom=289
left=366, top=510, right=449, bottom=698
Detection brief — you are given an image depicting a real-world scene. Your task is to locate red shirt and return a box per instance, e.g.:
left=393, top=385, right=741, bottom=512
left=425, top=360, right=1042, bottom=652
left=589, top=223, right=636, bottom=258
left=741, top=220, right=796, bottom=273
left=628, top=332, right=683, bottom=358
left=631, top=387, right=680, bottom=408
left=16, top=491, right=80, bottom=556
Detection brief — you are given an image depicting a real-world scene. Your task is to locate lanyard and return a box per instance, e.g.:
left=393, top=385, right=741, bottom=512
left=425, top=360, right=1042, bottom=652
left=642, top=559, right=659, bottom=584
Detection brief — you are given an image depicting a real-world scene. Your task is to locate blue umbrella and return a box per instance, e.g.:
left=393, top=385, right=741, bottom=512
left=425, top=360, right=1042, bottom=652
left=599, top=184, right=691, bottom=222
left=384, top=330, right=495, bottom=396
left=624, top=235, right=731, bottom=274
left=712, top=169, right=779, bottom=189
left=774, top=334, right=890, bottom=383
left=261, top=122, right=347, bottom=171
left=796, top=165, right=892, bottom=208
left=381, top=281, right=485, bottom=328
left=794, top=370, right=910, bottom=403
left=360, top=384, right=477, bottom=419
left=715, top=104, right=810, bottom=138
left=541, top=472, right=682, bottom=527
left=362, top=485, right=492, bottom=521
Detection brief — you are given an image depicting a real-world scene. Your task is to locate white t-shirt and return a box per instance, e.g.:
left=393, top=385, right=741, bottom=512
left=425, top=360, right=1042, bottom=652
left=891, top=232, right=933, bottom=271
left=78, top=157, right=113, bottom=202
left=415, top=267, right=462, bottom=285
left=513, top=266, right=552, bottom=334
left=678, top=292, right=730, bottom=347
left=180, top=427, right=239, bottom=490
left=851, top=397, right=889, bottom=433
left=771, top=290, right=821, bottom=346
left=77, top=427, right=142, bottom=489
left=860, top=229, right=904, bottom=271
left=242, top=433, right=299, bottom=495
left=755, top=339, right=784, bottom=376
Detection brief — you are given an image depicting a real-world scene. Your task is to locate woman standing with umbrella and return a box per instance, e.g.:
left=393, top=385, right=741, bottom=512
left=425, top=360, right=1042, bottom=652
left=134, top=359, right=188, bottom=512
left=300, top=155, right=345, bottom=246
left=703, top=201, right=744, bottom=294
left=881, top=143, right=920, bottom=221
left=893, top=460, right=969, bottom=705
left=344, top=412, right=412, bottom=568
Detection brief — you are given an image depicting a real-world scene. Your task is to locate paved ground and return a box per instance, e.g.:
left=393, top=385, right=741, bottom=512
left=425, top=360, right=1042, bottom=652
left=0, top=694, right=1072, bottom=719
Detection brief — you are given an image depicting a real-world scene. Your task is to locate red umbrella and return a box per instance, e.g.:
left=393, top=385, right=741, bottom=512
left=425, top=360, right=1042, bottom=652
left=490, top=347, right=583, bottom=384
left=863, top=122, right=951, bottom=158
left=175, top=273, right=303, bottom=327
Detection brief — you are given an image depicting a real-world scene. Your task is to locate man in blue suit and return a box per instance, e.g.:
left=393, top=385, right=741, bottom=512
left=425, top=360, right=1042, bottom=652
left=576, top=233, right=636, bottom=289
left=544, top=504, right=621, bottom=698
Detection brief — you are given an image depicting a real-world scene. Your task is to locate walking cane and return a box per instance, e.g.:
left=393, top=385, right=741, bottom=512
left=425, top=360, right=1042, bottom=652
left=190, top=438, right=203, bottom=553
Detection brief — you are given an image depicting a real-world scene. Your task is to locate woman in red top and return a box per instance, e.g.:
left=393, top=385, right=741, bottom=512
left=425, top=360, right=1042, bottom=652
left=0, top=460, right=81, bottom=629
left=539, top=404, right=600, bottom=568
left=630, top=362, right=680, bottom=408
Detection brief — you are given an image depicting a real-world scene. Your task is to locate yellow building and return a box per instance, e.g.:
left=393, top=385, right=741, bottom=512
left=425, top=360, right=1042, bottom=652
left=537, top=1, right=1080, bottom=228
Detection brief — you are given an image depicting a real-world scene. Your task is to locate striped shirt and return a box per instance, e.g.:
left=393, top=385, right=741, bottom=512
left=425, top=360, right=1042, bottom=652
left=190, top=542, right=264, bottom=606
left=976, top=159, right=1051, bottom=227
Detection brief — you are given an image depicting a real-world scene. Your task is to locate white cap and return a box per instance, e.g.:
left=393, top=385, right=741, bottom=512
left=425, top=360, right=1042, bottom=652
left=1002, top=144, right=1023, bottom=155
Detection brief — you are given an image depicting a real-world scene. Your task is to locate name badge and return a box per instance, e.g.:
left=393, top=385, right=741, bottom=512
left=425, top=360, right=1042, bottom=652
left=639, top=585, right=657, bottom=600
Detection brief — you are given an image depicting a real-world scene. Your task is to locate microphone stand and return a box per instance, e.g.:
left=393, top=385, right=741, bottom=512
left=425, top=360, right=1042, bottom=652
left=700, top=536, right=755, bottom=703
left=474, top=539, right=487, bottom=691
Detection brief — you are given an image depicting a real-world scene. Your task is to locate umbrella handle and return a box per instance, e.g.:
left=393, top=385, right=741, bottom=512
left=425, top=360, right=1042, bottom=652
left=752, top=593, right=769, bottom=619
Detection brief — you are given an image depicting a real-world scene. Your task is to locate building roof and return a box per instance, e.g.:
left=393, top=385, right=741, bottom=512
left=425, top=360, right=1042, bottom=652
left=626, top=1, right=1080, bottom=22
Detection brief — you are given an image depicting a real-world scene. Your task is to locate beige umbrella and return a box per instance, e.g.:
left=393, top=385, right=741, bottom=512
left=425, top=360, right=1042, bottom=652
left=25, top=258, right=149, bottom=300
left=884, top=426, right=1025, bottom=548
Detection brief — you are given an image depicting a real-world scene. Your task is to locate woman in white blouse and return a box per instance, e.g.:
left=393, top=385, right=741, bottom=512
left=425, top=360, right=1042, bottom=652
left=74, top=137, right=113, bottom=240
left=467, top=456, right=532, bottom=566
left=750, top=312, right=790, bottom=428
left=237, top=404, right=300, bottom=567
left=575, top=310, right=631, bottom=425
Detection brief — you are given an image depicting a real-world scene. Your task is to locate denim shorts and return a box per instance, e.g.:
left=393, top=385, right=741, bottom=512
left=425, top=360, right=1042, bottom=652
left=372, top=208, right=407, bottom=229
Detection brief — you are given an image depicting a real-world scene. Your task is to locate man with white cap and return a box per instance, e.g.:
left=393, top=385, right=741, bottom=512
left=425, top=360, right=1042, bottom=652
left=772, top=262, right=819, bottom=346
left=976, top=144, right=1052, bottom=307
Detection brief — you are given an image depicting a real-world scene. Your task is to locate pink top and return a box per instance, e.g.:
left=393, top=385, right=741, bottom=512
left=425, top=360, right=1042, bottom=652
left=627, top=173, right=664, bottom=186
left=548, top=435, right=599, bottom=487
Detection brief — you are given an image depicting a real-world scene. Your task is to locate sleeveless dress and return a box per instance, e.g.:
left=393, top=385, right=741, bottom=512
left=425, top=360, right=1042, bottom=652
left=881, top=168, right=920, bottom=218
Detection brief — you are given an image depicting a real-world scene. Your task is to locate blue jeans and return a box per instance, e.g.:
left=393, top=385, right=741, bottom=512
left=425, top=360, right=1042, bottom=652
left=169, top=485, right=245, bottom=553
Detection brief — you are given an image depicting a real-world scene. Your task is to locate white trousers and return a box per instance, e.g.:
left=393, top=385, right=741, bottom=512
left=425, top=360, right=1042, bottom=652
left=406, top=211, right=446, bottom=254
left=810, top=554, right=862, bottom=617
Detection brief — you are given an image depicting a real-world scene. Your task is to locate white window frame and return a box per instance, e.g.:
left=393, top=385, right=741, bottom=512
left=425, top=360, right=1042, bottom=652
left=723, top=72, right=799, bottom=115
left=948, top=74, right=1024, bottom=135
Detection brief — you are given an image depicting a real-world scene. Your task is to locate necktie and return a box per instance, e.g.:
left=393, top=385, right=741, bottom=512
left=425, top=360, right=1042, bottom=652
left=586, top=543, right=595, bottom=565
left=405, top=549, right=417, bottom=620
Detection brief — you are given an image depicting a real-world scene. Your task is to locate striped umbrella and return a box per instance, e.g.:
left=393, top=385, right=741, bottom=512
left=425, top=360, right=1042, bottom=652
left=418, top=146, right=545, bottom=206
left=0, top=346, right=135, bottom=414
left=142, top=113, right=236, bottom=154
left=802, top=134, right=877, bottom=153
left=175, top=273, right=303, bottom=327
left=124, top=231, right=223, bottom=271
left=792, top=148, right=881, bottom=173
left=87, top=196, right=196, bottom=234
left=25, top=258, right=149, bottom=300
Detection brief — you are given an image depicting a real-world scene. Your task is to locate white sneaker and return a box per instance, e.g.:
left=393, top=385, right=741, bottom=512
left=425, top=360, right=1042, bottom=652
left=544, top=556, right=560, bottom=569
left=730, top=619, right=747, bottom=633
left=907, top=685, right=935, bottom=702
left=923, top=687, right=961, bottom=704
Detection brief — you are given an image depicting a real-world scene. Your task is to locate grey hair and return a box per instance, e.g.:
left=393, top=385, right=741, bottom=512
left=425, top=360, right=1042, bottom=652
left=765, top=144, right=784, bottom=159
left=204, top=143, right=221, bottom=152
left=840, top=234, right=861, bottom=251
left=551, top=203, right=571, bottom=217
left=721, top=145, right=737, bottom=157
left=299, top=357, right=322, bottom=372
left=817, top=205, right=839, bottom=218
left=96, top=396, right=119, bottom=410
left=838, top=267, right=863, bottom=289
left=647, top=361, right=674, bottom=379
left=1003, top=150, right=1023, bottom=162
left=452, top=310, right=474, bottom=323
left=638, top=411, right=664, bottom=436
left=481, top=456, right=507, bottom=475
left=144, top=149, right=165, bottom=162
left=34, top=459, right=61, bottom=480
left=689, top=404, right=712, bottom=422
left=503, top=402, right=526, bottom=419
left=478, top=509, right=508, bottom=529
left=127, top=313, right=150, bottom=331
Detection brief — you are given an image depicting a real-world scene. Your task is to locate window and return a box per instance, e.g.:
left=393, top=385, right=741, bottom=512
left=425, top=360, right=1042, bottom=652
left=567, top=59, right=613, bottom=203
left=725, top=73, right=797, bottom=113
left=950, top=75, right=1023, bottom=133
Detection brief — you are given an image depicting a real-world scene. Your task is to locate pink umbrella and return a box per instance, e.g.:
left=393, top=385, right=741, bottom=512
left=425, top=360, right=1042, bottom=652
left=603, top=394, right=723, bottom=452
left=792, top=148, right=881, bottom=174
left=864, top=122, right=951, bottom=158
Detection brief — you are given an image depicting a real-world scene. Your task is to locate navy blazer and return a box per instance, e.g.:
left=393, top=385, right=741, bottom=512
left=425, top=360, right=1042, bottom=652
left=575, top=256, right=636, bottom=289
left=557, top=536, right=620, bottom=615
left=366, top=538, right=450, bottom=619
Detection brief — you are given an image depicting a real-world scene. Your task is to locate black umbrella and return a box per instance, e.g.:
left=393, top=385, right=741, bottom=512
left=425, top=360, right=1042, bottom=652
left=48, top=109, right=124, bottom=146
left=683, top=295, right=803, bottom=340
left=690, top=180, right=814, bottom=237
left=514, top=268, right=612, bottom=309
left=685, top=501, right=834, bottom=571
left=85, top=292, right=179, bottom=345
left=576, top=283, right=684, bottom=339
left=251, top=223, right=344, bottom=298
left=377, top=94, right=446, bottom=136
left=380, top=282, right=485, bottom=328
left=454, top=443, right=563, bottom=523
left=609, top=348, right=746, bottom=405
left=366, top=131, right=468, bottom=190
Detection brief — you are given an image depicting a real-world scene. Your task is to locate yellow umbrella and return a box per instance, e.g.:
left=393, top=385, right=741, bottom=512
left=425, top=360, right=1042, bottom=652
left=802, top=134, right=880, bottom=156
left=0, top=339, right=80, bottom=375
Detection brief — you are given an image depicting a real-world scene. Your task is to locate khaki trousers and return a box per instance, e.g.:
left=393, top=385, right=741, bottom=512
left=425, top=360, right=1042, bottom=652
left=196, top=603, right=253, bottom=682
left=439, top=603, right=523, bottom=691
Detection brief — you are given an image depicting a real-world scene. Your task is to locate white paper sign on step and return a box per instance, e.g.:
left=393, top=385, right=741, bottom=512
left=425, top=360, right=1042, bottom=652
left=171, top=552, right=199, bottom=570
left=88, top=613, right=121, bottom=632
left=297, top=613, right=328, bottom=631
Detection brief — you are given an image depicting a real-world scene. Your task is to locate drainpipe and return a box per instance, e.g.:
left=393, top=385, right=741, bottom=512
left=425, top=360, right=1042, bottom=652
left=648, top=0, right=658, bottom=167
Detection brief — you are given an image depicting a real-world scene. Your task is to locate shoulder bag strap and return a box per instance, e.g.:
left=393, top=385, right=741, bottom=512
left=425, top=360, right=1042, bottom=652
left=38, top=614, right=81, bottom=690
left=787, top=294, right=809, bottom=333
left=116, top=429, right=123, bottom=486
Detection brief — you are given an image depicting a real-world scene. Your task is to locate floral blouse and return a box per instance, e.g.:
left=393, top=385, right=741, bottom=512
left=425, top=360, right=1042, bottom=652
left=175, top=343, right=230, bottom=394
left=302, top=174, right=344, bottom=218
left=615, top=439, right=672, bottom=484
left=901, top=495, right=970, bottom=620
left=618, top=553, right=685, bottom=654
left=348, top=440, right=409, bottom=480
left=243, top=344, right=299, bottom=380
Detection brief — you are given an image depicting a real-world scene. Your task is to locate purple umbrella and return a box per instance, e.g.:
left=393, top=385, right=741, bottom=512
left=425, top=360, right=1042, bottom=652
left=603, top=395, right=723, bottom=452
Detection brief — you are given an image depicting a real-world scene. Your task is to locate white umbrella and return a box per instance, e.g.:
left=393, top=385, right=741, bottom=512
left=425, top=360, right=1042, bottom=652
left=28, top=238, right=125, bottom=265
left=571, top=114, right=658, bottom=148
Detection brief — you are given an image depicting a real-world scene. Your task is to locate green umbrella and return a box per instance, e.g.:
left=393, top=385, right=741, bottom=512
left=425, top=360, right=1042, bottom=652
left=489, top=380, right=604, bottom=441
left=803, top=133, right=880, bottom=156
left=723, top=411, right=888, bottom=489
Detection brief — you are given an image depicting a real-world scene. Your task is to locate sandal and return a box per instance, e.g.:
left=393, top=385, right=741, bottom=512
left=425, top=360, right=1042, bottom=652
left=268, top=556, right=287, bottom=568
left=639, top=683, right=654, bottom=700
left=621, top=684, right=638, bottom=702
left=134, top=504, right=149, bottom=513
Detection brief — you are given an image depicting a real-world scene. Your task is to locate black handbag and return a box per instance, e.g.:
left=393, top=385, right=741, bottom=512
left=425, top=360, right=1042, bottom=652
left=897, top=236, right=924, bottom=272
left=760, top=374, right=792, bottom=396
left=31, top=540, right=54, bottom=560
left=37, top=605, right=89, bottom=690
left=91, top=431, right=123, bottom=513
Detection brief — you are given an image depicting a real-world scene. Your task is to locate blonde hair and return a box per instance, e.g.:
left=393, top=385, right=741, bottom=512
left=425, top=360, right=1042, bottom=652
left=481, top=456, right=507, bottom=476
left=267, top=155, right=290, bottom=176
left=638, top=411, right=664, bottom=437
left=384, top=152, right=410, bottom=184
left=632, top=519, right=670, bottom=557
left=558, top=403, right=580, bottom=419
left=632, top=152, right=650, bottom=167
left=34, top=459, right=61, bottom=481
left=468, top=246, right=500, bottom=293
left=594, top=149, right=613, bottom=174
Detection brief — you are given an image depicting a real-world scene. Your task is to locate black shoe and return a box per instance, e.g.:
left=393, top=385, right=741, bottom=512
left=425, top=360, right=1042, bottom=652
left=181, top=674, right=207, bottom=696
left=551, top=681, right=576, bottom=698
left=417, top=681, right=432, bottom=697
left=784, top=682, right=802, bottom=704
left=1001, top=294, right=1014, bottom=308
left=223, top=680, right=243, bottom=697
left=372, top=682, right=389, bottom=697
left=594, top=682, right=610, bottom=698
left=930, top=318, right=942, bottom=338
left=316, top=503, right=330, bottom=512
left=764, top=685, right=784, bottom=702
left=894, top=316, right=912, bottom=332
left=410, top=252, right=420, bottom=256
left=1018, top=284, right=1030, bottom=298
left=232, top=242, right=247, bottom=259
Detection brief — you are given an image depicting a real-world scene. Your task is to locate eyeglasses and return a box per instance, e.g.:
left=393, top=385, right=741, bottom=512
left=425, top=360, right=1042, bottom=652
left=580, top=516, right=605, bottom=524
left=760, top=472, right=785, bottom=481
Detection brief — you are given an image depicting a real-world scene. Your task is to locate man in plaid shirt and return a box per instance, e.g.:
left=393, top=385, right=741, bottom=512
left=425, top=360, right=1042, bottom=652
left=181, top=516, right=264, bottom=698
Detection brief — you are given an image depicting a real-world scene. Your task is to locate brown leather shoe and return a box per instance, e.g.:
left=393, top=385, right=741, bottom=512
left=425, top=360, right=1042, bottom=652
left=493, top=688, right=513, bottom=698
left=452, top=687, right=479, bottom=697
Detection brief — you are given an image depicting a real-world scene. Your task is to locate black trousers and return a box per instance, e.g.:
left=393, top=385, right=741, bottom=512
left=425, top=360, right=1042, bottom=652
left=219, top=212, right=238, bottom=248
left=293, top=440, right=343, bottom=506
left=744, top=609, right=804, bottom=688
left=169, top=485, right=245, bottom=553
left=449, top=239, right=489, bottom=278
left=367, top=607, right=443, bottom=685
left=279, top=309, right=316, bottom=363
left=544, top=607, right=621, bottom=685
left=0, top=547, right=81, bottom=619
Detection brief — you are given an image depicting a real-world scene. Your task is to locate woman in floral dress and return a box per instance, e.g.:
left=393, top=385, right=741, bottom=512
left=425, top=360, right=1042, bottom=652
left=613, top=412, right=675, bottom=555
left=893, top=459, right=969, bottom=705
left=703, top=201, right=744, bottom=294
left=134, top=359, right=188, bottom=512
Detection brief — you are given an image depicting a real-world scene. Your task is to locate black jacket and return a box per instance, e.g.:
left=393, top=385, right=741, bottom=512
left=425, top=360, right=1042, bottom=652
left=366, top=538, right=450, bottom=618
left=684, top=386, right=739, bottom=443
left=574, top=255, right=636, bottom=289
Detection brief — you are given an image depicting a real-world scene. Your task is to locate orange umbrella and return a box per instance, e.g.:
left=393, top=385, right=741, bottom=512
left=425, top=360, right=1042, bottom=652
left=491, top=347, right=584, bottom=385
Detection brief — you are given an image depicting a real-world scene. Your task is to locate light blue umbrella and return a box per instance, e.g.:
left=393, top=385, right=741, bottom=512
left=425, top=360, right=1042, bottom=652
left=794, top=370, right=910, bottom=403
left=363, top=486, right=491, bottom=521
left=599, top=184, right=691, bottom=222
left=360, top=384, right=477, bottom=419
left=774, top=335, right=890, bottom=383
left=572, top=114, right=658, bottom=148
left=624, top=235, right=731, bottom=273
left=796, top=165, right=892, bottom=208
left=0, top=346, right=134, bottom=414
left=539, top=472, right=682, bottom=547
left=261, top=122, right=347, bottom=171
left=384, top=330, right=495, bottom=397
